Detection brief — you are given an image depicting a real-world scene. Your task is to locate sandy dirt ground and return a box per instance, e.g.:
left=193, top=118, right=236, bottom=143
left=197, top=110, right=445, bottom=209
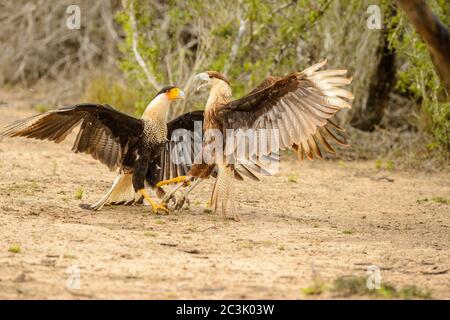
left=0, top=91, right=449, bottom=299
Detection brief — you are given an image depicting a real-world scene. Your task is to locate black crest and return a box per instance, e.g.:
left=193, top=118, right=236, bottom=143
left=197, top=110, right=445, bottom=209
left=155, top=85, right=177, bottom=98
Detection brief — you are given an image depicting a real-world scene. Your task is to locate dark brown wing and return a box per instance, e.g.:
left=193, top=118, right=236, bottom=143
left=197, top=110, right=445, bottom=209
left=244, top=76, right=281, bottom=95
left=218, top=59, right=353, bottom=160
left=159, top=110, right=204, bottom=180
left=0, top=103, right=144, bottom=170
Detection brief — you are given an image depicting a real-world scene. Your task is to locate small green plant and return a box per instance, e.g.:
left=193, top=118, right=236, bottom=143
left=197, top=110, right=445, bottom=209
left=35, top=104, right=50, bottom=113
left=431, top=196, right=450, bottom=205
left=375, top=284, right=397, bottom=299
left=154, top=219, right=166, bottom=225
left=8, top=245, right=21, bottom=253
left=375, top=159, right=383, bottom=169
left=144, top=231, right=157, bottom=237
left=74, top=187, right=84, bottom=200
left=330, top=275, right=431, bottom=299
left=1, top=181, right=41, bottom=196
left=375, top=159, right=395, bottom=170
left=287, top=174, right=297, bottom=183
left=301, top=280, right=326, bottom=296
left=385, top=160, right=395, bottom=171
left=342, top=230, right=354, bottom=235
left=337, top=160, right=348, bottom=169
left=331, top=276, right=396, bottom=298
left=398, top=285, right=432, bottom=300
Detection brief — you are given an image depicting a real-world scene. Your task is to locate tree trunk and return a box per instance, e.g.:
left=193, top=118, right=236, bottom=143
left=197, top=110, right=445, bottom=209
left=396, top=0, right=450, bottom=94
left=352, top=8, right=396, bottom=131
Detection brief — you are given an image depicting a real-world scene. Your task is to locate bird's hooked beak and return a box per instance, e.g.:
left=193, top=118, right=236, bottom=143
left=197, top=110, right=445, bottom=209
left=194, top=72, right=212, bottom=92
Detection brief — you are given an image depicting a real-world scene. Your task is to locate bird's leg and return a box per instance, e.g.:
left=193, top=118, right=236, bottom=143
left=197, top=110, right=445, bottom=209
left=160, top=176, right=194, bottom=205
left=139, top=189, right=169, bottom=214
left=156, top=176, right=190, bottom=188
left=161, top=182, right=185, bottom=204
left=172, top=178, right=202, bottom=210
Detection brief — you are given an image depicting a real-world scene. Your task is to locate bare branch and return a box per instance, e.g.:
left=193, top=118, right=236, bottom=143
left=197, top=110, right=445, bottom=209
left=128, top=0, right=161, bottom=90
left=223, top=8, right=247, bottom=75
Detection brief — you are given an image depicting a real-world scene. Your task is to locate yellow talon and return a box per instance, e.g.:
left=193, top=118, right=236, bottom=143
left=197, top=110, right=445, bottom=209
left=139, top=189, right=169, bottom=214
left=151, top=203, right=169, bottom=214
left=156, top=176, right=189, bottom=188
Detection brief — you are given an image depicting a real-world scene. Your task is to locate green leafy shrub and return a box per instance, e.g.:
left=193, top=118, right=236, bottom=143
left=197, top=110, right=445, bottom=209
left=385, top=0, right=450, bottom=157
left=115, top=0, right=331, bottom=117
left=8, top=245, right=21, bottom=254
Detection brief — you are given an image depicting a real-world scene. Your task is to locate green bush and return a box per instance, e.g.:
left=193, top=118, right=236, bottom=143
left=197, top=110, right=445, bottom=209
left=114, top=0, right=449, bottom=162
left=385, top=0, right=450, bottom=156
left=115, top=0, right=330, bottom=116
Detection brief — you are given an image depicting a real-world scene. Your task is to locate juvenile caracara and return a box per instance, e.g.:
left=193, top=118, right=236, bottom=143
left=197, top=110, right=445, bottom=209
left=0, top=86, right=201, bottom=213
left=171, top=60, right=353, bottom=220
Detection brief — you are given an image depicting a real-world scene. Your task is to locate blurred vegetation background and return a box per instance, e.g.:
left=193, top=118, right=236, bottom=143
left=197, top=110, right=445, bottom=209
left=0, top=0, right=448, bottom=169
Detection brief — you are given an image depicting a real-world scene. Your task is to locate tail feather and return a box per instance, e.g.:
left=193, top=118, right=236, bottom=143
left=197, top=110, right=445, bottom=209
left=210, top=165, right=239, bottom=220
left=107, top=173, right=141, bottom=205
left=87, top=173, right=142, bottom=211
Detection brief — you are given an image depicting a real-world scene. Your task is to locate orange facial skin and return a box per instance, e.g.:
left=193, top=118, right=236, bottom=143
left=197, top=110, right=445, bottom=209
left=166, top=87, right=184, bottom=100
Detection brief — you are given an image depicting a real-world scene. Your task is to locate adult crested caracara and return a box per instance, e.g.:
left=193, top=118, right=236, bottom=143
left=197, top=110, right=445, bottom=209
left=176, top=59, right=353, bottom=220
left=0, top=86, right=202, bottom=213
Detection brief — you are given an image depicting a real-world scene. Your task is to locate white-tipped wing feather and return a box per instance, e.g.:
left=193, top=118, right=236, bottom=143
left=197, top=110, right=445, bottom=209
left=221, top=59, right=353, bottom=160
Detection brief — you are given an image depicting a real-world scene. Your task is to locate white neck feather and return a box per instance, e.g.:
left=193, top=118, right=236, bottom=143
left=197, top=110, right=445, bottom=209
left=206, top=80, right=232, bottom=111
left=141, top=94, right=170, bottom=122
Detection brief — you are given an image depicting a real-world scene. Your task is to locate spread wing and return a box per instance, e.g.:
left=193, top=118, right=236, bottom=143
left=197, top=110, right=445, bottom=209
left=0, top=103, right=144, bottom=170
left=159, top=110, right=204, bottom=180
left=219, top=59, right=353, bottom=160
